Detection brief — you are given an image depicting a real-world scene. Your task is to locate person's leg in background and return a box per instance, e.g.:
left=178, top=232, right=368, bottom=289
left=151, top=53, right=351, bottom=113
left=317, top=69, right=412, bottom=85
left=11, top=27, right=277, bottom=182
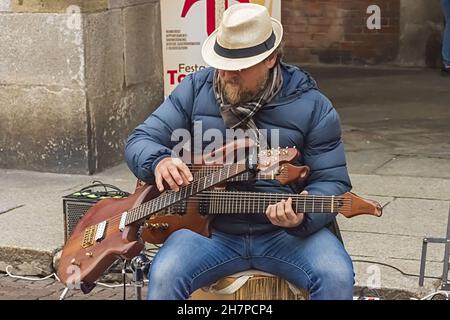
left=442, top=0, right=450, bottom=73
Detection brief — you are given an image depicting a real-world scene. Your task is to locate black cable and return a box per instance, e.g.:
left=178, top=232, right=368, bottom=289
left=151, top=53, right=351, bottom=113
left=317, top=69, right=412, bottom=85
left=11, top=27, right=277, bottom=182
left=353, top=259, right=442, bottom=280
left=357, top=286, right=381, bottom=299
left=430, top=292, right=448, bottom=300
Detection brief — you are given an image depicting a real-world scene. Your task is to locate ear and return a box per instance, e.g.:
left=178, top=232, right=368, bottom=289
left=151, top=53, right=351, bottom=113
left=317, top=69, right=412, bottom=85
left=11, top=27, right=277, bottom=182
left=264, top=53, right=277, bottom=69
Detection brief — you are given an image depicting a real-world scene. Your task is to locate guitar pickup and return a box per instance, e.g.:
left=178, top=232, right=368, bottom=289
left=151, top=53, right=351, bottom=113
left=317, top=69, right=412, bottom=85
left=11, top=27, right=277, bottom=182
left=95, top=221, right=107, bottom=242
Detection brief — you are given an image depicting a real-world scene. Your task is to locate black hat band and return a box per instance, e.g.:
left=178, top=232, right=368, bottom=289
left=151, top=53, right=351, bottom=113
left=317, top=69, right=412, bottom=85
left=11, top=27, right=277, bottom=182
left=213, top=31, right=276, bottom=59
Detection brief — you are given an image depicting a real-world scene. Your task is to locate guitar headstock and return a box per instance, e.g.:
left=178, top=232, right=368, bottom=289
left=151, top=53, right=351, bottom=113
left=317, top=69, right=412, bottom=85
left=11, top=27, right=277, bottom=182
left=275, top=164, right=310, bottom=185
left=257, top=147, right=300, bottom=171
left=339, top=192, right=383, bottom=218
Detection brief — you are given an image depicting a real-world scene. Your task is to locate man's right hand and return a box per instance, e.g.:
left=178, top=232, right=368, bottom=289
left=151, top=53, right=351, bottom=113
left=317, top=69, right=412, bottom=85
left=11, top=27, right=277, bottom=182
left=154, top=157, right=193, bottom=192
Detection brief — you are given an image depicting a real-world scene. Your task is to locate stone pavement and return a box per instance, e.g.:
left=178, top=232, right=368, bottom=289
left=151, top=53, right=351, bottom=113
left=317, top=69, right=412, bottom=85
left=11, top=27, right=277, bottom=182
left=1, top=65, right=450, bottom=300
left=0, top=271, right=148, bottom=300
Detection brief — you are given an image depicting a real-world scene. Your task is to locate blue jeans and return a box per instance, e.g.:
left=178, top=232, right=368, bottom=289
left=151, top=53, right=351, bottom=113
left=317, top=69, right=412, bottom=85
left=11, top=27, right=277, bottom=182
left=443, top=0, right=450, bottom=66
left=147, top=228, right=354, bottom=300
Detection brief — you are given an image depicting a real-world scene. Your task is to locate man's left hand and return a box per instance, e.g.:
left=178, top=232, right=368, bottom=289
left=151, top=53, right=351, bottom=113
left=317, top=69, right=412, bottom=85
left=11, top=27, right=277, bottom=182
left=265, top=191, right=308, bottom=228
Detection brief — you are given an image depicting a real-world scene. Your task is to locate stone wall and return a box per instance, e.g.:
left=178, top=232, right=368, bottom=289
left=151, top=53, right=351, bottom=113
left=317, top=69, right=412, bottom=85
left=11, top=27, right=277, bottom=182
left=397, top=0, right=444, bottom=67
left=0, top=0, right=163, bottom=174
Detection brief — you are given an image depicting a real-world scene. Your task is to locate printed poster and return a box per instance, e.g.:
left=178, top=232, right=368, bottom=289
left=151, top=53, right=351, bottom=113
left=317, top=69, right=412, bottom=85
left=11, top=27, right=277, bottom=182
left=161, top=0, right=281, bottom=96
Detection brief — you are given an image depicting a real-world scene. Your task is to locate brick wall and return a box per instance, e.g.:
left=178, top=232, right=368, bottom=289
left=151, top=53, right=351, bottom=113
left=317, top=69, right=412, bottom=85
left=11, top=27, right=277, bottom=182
left=282, top=0, right=400, bottom=65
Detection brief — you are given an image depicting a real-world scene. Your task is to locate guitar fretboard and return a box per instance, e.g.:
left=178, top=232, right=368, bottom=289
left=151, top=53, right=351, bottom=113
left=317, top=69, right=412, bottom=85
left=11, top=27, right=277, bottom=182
left=198, top=191, right=347, bottom=215
left=125, top=163, right=252, bottom=225
left=191, top=165, right=277, bottom=182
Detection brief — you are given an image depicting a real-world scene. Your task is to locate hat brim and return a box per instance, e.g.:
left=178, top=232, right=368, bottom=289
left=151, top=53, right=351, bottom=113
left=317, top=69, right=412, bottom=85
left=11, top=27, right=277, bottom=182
left=202, top=18, right=283, bottom=71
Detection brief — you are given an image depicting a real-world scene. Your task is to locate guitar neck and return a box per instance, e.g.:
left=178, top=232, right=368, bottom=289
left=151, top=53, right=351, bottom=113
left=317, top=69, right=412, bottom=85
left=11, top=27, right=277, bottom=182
left=190, top=165, right=276, bottom=182
left=197, top=191, right=348, bottom=215
left=125, top=164, right=253, bottom=225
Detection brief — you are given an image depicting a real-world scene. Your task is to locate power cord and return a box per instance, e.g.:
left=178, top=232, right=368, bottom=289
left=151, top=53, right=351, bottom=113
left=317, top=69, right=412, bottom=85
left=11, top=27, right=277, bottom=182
left=353, top=259, right=442, bottom=280
left=355, top=286, right=381, bottom=300
left=5, top=265, right=60, bottom=282
left=410, top=290, right=449, bottom=300
left=4, top=264, right=149, bottom=300
left=353, top=259, right=449, bottom=300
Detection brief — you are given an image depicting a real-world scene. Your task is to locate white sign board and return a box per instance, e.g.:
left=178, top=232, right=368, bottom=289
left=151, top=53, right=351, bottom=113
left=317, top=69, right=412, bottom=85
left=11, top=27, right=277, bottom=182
left=161, top=0, right=281, bottom=96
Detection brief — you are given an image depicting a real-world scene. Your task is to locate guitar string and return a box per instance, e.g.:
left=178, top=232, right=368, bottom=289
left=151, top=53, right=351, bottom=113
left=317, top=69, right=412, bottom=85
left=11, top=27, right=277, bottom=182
left=102, top=164, right=249, bottom=225
left=103, top=195, right=353, bottom=226
left=100, top=194, right=353, bottom=226
left=163, top=196, right=352, bottom=214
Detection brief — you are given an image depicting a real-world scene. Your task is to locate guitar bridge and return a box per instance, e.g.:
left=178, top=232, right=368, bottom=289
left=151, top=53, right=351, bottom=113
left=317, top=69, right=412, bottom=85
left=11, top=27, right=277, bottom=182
left=81, top=221, right=107, bottom=248
left=82, top=225, right=97, bottom=248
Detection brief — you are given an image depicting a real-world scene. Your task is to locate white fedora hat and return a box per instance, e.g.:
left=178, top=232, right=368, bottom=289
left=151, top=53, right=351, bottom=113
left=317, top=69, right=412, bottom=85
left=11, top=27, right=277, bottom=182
left=202, top=3, right=283, bottom=71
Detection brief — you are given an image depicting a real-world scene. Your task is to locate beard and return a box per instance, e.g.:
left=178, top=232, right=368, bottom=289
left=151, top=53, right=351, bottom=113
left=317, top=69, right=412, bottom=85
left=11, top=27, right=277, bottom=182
left=219, top=71, right=269, bottom=105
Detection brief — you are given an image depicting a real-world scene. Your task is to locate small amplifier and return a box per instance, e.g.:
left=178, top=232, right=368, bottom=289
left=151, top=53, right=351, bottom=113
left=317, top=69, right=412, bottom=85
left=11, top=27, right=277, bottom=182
left=62, top=181, right=130, bottom=242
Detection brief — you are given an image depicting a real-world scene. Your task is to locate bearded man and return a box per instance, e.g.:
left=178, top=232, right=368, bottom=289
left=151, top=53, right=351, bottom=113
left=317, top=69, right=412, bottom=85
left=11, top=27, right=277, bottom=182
left=125, top=3, right=354, bottom=300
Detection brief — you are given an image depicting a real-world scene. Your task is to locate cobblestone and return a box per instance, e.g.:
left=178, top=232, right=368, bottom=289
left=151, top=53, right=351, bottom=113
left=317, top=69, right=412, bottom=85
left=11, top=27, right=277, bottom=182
left=0, top=272, right=148, bottom=300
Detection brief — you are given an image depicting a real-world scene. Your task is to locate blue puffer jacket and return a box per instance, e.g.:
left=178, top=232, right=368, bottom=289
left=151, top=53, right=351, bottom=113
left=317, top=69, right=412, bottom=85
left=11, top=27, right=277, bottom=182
left=125, top=63, right=352, bottom=238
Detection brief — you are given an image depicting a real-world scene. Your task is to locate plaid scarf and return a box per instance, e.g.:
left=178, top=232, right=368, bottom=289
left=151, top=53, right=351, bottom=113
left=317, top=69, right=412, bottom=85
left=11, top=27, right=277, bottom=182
left=214, top=64, right=283, bottom=134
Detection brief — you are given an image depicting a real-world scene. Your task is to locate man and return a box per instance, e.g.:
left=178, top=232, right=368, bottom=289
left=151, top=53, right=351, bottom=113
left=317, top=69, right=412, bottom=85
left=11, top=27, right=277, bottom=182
left=125, top=3, right=353, bottom=300
left=442, top=0, right=450, bottom=75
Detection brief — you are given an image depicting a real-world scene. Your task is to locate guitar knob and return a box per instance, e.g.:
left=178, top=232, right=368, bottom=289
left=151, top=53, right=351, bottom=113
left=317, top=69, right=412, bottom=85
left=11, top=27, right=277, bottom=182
left=70, top=258, right=81, bottom=267
left=85, top=252, right=93, bottom=258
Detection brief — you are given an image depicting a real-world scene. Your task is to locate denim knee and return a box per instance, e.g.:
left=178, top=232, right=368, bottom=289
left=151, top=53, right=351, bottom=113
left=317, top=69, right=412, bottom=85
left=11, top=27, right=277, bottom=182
left=147, top=258, right=192, bottom=299
left=309, top=261, right=354, bottom=299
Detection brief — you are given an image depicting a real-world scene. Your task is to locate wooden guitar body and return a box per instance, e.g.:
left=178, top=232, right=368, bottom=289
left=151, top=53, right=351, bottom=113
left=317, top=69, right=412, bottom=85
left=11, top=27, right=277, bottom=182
left=57, top=185, right=158, bottom=292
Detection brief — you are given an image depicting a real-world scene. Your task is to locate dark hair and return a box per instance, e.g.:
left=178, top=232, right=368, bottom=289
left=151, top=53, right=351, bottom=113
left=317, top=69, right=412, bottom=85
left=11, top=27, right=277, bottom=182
left=266, top=42, right=284, bottom=64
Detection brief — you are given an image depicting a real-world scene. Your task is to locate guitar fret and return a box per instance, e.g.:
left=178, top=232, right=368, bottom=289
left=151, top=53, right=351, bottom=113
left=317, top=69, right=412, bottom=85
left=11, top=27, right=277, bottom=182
left=168, top=192, right=174, bottom=209
left=174, top=188, right=181, bottom=203
left=225, top=189, right=229, bottom=214
left=216, top=192, right=219, bottom=214
left=331, top=196, right=335, bottom=213
left=293, top=197, right=298, bottom=213
left=219, top=166, right=224, bottom=183
left=183, top=184, right=188, bottom=199
left=252, top=195, right=255, bottom=213
left=303, top=196, right=306, bottom=213
left=196, top=179, right=200, bottom=192
left=233, top=193, right=236, bottom=214
left=158, top=194, right=164, bottom=212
